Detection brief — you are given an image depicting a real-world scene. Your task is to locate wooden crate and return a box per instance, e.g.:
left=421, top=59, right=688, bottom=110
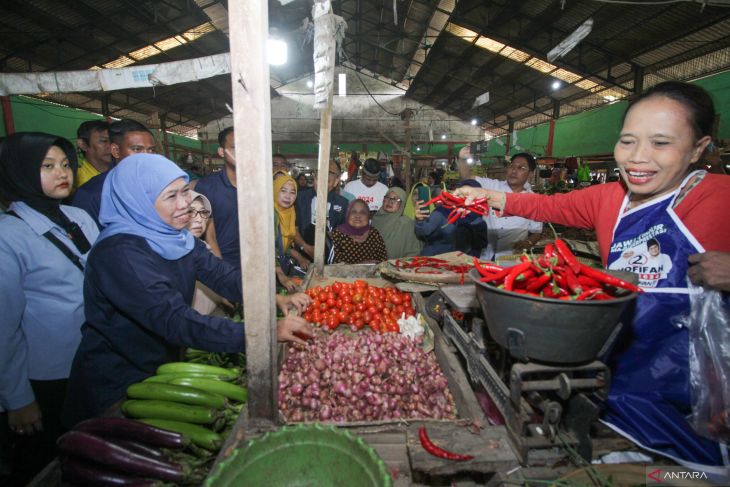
left=261, top=266, right=519, bottom=481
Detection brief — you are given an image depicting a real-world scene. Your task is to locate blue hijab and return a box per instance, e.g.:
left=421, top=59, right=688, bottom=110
left=98, top=154, right=195, bottom=260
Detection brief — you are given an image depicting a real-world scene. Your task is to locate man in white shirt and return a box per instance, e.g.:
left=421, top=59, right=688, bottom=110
left=459, top=148, right=543, bottom=260
left=343, top=158, right=389, bottom=213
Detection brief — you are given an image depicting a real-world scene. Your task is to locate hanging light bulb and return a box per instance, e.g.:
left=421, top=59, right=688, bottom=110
left=267, top=38, right=287, bottom=65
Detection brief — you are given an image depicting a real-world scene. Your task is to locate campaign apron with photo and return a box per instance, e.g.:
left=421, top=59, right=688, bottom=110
left=603, top=171, right=726, bottom=470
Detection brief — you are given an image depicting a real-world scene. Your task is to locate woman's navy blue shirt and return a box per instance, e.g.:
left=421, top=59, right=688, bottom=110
left=63, top=234, right=244, bottom=426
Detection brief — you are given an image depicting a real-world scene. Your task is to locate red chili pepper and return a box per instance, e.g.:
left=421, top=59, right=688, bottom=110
left=473, top=257, right=504, bottom=275
left=577, top=275, right=601, bottom=289
left=526, top=273, right=552, bottom=293
left=554, top=239, right=581, bottom=274
left=579, top=264, right=643, bottom=294
left=440, top=192, right=465, bottom=205
left=515, top=269, right=536, bottom=282
left=418, top=427, right=474, bottom=461
left=576, top=289, right=604, bottom=301
left=543, top=243, right=555, bottom=259
left=422, top=195, right=443, bottom=207
left=552, top=272, right=568, bottom=289
left=446, top=209, right=461, bottom=225
left=562, top=267, right=583, bottom=295
left=504, top=261, right=532, bottom=291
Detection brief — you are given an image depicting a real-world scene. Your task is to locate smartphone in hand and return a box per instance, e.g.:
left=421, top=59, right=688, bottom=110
left=417, top=186, right=430, bottom=214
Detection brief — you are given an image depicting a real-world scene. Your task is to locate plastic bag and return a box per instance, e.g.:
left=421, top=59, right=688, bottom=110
left=687, top=284, right=730, bottom=441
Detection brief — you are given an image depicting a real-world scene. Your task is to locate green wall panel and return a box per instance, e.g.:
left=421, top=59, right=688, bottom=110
left=277, top=143, right=318, bottom=154
left=3, top=95, right=102, bottom=139
left=551, top=101, right=627, bottom=157
left=694, top=70, right=730, bottom=139
left=1, top=96, right=207, bottom=154
left=511, top=123, right=550, bottom=156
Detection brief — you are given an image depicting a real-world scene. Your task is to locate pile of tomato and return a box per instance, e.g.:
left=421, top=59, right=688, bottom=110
left=303, top=280, right=416, bottom=334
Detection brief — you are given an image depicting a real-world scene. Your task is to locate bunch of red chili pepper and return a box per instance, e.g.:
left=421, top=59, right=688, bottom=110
left=394, top=256, right=473, bottom=284
left=473, top=239, right=643, bottom=300
left=422, top=191, right=490, bottom=225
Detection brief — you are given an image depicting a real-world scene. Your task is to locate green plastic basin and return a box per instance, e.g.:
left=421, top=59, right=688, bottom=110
left=204, top=424, right=392, bottom=487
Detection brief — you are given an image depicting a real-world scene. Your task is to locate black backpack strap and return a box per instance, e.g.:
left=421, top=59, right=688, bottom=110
left=41, top=230, right=85, bottom=272
left=6, top=210, right=84, bottom=272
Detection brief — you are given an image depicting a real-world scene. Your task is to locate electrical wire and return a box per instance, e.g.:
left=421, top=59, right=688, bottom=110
left=351, top=67, right=403, bottom=117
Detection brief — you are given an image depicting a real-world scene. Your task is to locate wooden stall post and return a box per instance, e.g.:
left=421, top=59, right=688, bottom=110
left=313, top=98, right=333, bottom=274
left=160, top=112, right=170, bottom=159
left=311, top=0, right=341, bottom=274
left=228, top=0, right=278, bottom=422
left=403, top=110, right=413, bottom=191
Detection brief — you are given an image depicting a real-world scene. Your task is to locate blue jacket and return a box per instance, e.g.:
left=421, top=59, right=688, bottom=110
left=415, top=210, right=488, bottom=257
left=0, top=203, right=98, bottom=410
left=71, top=171, right=108, bottom=228
left=63, top=234, right=244, bottom=425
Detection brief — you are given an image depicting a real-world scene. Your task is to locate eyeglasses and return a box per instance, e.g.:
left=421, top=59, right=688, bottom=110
left=188, top=208, right=211, bottom=219
left=384, top=196, right=402, bottom=203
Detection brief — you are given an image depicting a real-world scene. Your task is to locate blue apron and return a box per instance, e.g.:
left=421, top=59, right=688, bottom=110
left=603, top=171, right=726, bottom=469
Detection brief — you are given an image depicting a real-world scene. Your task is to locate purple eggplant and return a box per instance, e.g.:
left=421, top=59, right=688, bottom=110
left=57, top=431, right=186, bottom=483
left=108, top=439, right=166, bottom=460
left=61, top=456, right=160, bottom=486
left=73, top=417, right=188, bottom=449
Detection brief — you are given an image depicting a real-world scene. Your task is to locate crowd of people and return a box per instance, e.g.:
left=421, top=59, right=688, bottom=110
left=1, top=81, right=729, bottom=484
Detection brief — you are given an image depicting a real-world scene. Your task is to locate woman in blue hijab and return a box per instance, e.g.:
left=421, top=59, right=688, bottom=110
left=63, top=154, right=312, bottom=426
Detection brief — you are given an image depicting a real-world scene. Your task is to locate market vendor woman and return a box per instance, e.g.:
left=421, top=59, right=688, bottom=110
left=457, top=81, right=730, bottom=471
left=63, top=154, right=312, bottom=426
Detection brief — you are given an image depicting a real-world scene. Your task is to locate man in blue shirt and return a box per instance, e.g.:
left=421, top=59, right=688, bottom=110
left=72, top=119, right=156, bottom=226
left=192, top=127, right=240, bottom=268
left=294, top=159, right=348, bottom=262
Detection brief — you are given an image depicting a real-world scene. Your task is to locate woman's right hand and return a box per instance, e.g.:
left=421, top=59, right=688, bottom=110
left=8, top=401, right=43, bottom=436
left=414, top=200, right=429, bottom=221
left=277, top=315, right=314, bottom=345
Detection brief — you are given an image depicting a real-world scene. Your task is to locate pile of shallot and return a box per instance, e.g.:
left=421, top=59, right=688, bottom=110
left=279, top=330, right=457, bottom=422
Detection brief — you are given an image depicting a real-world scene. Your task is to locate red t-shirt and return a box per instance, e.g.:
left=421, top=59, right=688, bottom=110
left=505, top=174, right=730, bottom=266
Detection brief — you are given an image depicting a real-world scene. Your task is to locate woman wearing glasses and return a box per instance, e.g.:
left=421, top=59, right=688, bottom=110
left=186, top=191, right=222, bottom=315
left=372, top=188, right=422, bottom=259
left=63, top=154, right=313, bottom=426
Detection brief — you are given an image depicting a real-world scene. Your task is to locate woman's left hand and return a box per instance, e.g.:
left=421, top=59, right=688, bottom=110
left=277, top=315, right=314, bottom=345
left=278, top=292, right=312, bottom=315
left=688, top=251, right=730, bottom=292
